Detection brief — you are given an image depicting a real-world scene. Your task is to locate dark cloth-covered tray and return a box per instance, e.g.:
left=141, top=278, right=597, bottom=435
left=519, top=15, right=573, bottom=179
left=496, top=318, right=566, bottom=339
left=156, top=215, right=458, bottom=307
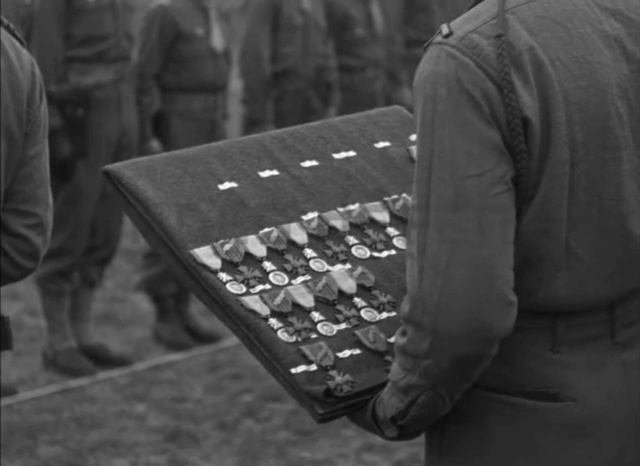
left=103, top=106, right=416, bottom=422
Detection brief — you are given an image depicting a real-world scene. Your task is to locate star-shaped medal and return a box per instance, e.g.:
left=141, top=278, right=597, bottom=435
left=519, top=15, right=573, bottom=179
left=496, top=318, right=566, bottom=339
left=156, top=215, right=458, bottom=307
left=334, top=304, right=361, bottom=327
left=362, top=228, right=389, bottom=251
left=326, top=370, right=355, bottom=395
left=285, top=317, right=315, bottom=341
left=282, top=254, right=309, bottom=275
left=369, top=290, right=396, bottom=313
left=234, top=266, right=264, bottom=288
left=323, top=240, right=349, bottom=262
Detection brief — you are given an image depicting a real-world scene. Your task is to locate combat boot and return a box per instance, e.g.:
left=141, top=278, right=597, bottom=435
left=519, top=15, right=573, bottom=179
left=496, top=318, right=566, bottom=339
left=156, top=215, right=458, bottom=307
left=70, top=286, right=133, bottom=369
left=38, top=288, right=97, bottom=377
left=151, top=295, right=198, bottom=351
left=175, top=288, right=222, bottom=345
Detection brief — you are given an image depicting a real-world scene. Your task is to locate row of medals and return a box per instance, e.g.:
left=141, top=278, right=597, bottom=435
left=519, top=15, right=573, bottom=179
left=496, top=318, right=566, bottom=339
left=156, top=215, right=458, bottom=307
left=190, top=194, right=410, bottom=345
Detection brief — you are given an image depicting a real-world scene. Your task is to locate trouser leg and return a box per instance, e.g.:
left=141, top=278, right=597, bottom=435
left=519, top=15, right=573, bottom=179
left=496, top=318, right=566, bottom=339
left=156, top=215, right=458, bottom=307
left=274, top=86, right=326, bottom=129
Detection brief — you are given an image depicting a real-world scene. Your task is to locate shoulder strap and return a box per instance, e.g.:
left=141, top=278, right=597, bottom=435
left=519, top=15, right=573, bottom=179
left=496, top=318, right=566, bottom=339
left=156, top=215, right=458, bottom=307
left=0, top=16, right=26, bottom=48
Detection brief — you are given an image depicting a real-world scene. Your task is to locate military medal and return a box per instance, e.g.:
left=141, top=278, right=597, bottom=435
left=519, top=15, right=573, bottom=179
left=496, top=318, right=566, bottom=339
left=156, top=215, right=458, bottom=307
left=323, top=240, right=350, bottom=263
left=225, top=281, right=248, bottom=295
left=300, top=341, right=335, bottom=370
left=280, top=222, right=329, bottom=273
left=344, top=235, right=371, bottom=260
left=326, top=370, right=355, bottom=395
left=239, top=295, right=271, bottom=319
left=214, top=238, right=246, bottom=264
left=327, top=269, right=358, bottom=296
left=335, top=304, right=361, bottom=327
left=362, top=201, right=391, bottom=226
left=300, top=212, right=330, bottom=238
left=362, top=228, right=390, bottom=252
left=190, top=245, right=222, bottom=272
left=285, top=285, right=326, bottom=322
left=259, top=227, right=289, bottom=254
left=260, top=289, right=293, bottom=315
left=369, top=290, right=397, bottom=313
left=320, top=210, right=350, bottom=234
left=290, top=348, right=362, bottom=374
left=234, top=265, right=264, bottom=289
left=384, top=226, right=407, bottom=251
left=338, top=203, right=369, bottom=228
left=284, top=316, right=315, bottom=341
left=282, top=254, right=309, bottom=275
left=384, top=194, right=411, bottom=221
left=239, top=235, right=268, bottom=261
left=352, top=296, right=381, bottom=322
left=316, top=321, right=341, bottom=337
left=306, top=276, right=339, bottom=304
left=350, top=266, right=376, bottom=289
left=354, top=326, right=388, bottom=354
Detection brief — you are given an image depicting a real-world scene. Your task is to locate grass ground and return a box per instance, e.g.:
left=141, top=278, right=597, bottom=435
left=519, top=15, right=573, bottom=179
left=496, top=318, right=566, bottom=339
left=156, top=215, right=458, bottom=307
left=0, top=221, right=423, bottom=466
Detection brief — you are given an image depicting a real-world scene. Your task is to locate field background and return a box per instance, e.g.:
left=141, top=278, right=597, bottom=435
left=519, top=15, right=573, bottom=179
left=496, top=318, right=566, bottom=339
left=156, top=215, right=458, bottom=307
left=1, top=1, right=424, bottom=465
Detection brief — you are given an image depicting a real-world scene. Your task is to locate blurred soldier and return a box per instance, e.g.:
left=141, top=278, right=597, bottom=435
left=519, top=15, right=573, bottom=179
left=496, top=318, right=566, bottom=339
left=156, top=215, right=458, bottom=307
left=349, top=0, right=640, bottom=464
left=240, top=0, right=337, bottom=134
left=29, top=0, right=137, bottom=377
left=1, top=17, right=52, bottom=396
left=401, top=0, right=470, bottom=81
left=0, top=0, right=37, bottom=39
left=326, top=0, right=410, bottom=115
left=137, top=0, right=229, bottom=350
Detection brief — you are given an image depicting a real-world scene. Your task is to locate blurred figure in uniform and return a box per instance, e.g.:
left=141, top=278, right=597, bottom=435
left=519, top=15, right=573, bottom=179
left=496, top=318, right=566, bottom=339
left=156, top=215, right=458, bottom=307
left=400, top=0, right=470, bottom=83
left=29, top=0, right=137, bottom=377
left=0, top=0, right=37, bottom=39
left=136, top=0, right=229, bottom=350
left=326, top=0, right=410, bottom=115
left=1, top=17, right=52, bottom=396
left=240, top=0, right=337, bottom=134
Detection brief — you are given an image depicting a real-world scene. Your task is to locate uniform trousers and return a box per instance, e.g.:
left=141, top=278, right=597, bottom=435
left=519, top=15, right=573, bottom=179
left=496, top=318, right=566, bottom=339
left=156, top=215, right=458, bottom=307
left=426, top=293, right=640, bottom=466
left=273, top=75, right=332, bottom=129
left=138, top=90, right=227, bottom=298
left=35, top=78, right=137, bottom=293
left=338, top=67, right=386, bottom=116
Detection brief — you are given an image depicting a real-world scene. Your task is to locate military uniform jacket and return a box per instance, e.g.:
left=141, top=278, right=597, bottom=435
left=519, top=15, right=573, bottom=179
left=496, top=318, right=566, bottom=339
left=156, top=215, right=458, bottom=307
left=1, top=24, right=52, bottom=286
left=350, top=0, right=640, bottom=440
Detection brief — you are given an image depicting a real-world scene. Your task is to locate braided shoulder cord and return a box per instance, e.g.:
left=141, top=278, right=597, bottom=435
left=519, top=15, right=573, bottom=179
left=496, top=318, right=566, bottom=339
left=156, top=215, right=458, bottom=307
left=495, top=0, right=530, bottom=221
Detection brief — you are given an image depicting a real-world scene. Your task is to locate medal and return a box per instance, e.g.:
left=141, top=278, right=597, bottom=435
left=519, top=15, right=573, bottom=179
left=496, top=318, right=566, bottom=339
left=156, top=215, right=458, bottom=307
left=260, top=289, right=293, bottom=315
left=359, top=307, right=381, bottom=322
left=214, top=238, right=246, bottom=264
left=282, top=254, right=309, bottom=275
left=306, top=276, right=339, bottom=304
left=327, top=269, right=358, bottom=296
left=316, top=321, right=338, bottom=337
left=234, top=265, right=264, bottom=288
left=308, top=257, right=330, bottom=273
left=285, top=317, right=315, bottom=341
left=320, top=211, right=350, bottom=234
left=300, top=341, right=335, bottom=370
left=362, top=228, right=390, bottom=252
left=338, top=204, right=369, bottom=227
left=238, top=295, right=271, bottom=319
left=190, top=245, right=222, bottom=272
left=350, top=266, right=376, bottom=289
left=344, top=235, right=371, bottom=260
left=290, top=348, right=362, bottom=374
left=326, top=370, right=355, bottom=396
left=369, top=290, right=397, bottom=313
left=354, top=326, right=388, bottom=354
left=384, top=194, right=411, bottom=221
left=384, top=226, right=407, bottom=251
left=278, top=223, right=309, bottom=248
left=259, top=227, right=288, bottom=254
left=362, top=202, right=390, bottom=226
left=334, top=304, right=361, bottom=326
left=276, top=328, right=298, bottom=343
left=239, top=235, right=268, bottom=260
left=323, top=240, right=349, bottom=263
left=225, top=281, right=247, bottom=295
left=285, top=285, right=315, bottom=311
left=301, top=212, right=330, bottom=238
left=268, top=271, right=289, bottom=287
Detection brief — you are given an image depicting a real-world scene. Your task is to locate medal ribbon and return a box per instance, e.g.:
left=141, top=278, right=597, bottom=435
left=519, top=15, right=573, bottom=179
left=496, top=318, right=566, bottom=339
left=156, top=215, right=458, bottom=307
left=239, top=295, right=271, bottom=319
left=300, top=341, right=335, bottom=370
left=354, top=326, right=388, bottom=353
left=320, top=211, right=350, bottom=234
left=328, top=270, right=358, bottom=296
left=362, top=202, right=391, bottom=226
left=285, top=285, right=315, bottom=310
left=260, top=289, right=293, bottom=314
left=214, top=238, right=246, bottom=264
left=240, top=235, right=268, bottom=260
left=384, top=195, right=410, bottom=220
left=338, top=204, right=369, bottom=227
left=350, top=266, right=376, bottom=289
left=301, top=213, right=330, bottom=238
left=307, top=276, right=339, bottom=303
left=259, top=227, right=288, bottom=253
left=278, top=223, right=309, bottom=247
left=190, top=245, right=222, bottom=272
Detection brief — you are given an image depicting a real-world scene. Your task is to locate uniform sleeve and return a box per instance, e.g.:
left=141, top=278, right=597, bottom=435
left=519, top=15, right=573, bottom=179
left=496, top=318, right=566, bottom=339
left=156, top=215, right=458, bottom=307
left=136, top=2, right=178, bottom=145
left=348, top=44, right=518, bottom=440
left=0, top=57, right=53, bottom=287
left=239, top=0, right=277, bottom=134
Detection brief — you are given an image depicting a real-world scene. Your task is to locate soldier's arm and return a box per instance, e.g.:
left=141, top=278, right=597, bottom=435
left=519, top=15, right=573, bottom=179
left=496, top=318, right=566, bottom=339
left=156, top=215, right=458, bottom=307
left=136, top=1, right=178, bottom=149
left=0, top=55, right=52, bottom=287
left=239, top=0, right=277, bottom=135
left=349, top=44, right=518, bottom=440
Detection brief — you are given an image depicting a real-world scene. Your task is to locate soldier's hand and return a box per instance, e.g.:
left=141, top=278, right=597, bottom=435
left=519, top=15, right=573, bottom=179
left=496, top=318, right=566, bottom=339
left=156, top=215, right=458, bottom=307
left=140, top=138, right=164, bottom=156
left=48, top=128, right=77, bottom=184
